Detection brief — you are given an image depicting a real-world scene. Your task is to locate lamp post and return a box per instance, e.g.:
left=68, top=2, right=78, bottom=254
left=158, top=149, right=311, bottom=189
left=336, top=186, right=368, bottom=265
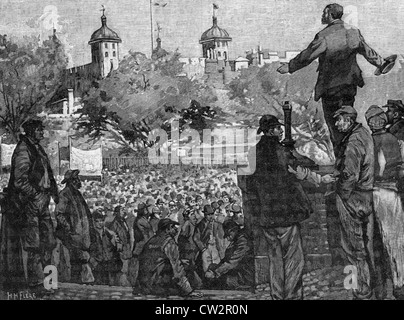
left=282, top=101, right=295, bottom=149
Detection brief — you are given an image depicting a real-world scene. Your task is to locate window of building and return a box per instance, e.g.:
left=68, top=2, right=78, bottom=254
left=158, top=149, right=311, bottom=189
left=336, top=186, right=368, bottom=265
left=105, top=52, right=109, bottom=57
left=104, top=43, right=108, bottom=49
left=218, top=51, right=221, bottom=57
left=112, top=43, right=115, bottom=49
left=113, top=51, right=116, bottom=57
left=217, top=42, right=221, bottom=47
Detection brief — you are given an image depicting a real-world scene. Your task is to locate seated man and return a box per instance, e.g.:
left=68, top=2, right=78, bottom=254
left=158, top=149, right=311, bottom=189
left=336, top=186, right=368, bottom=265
left=205, top=220, right=254, bottom=291
left=138, top=218, right=202, bottom=297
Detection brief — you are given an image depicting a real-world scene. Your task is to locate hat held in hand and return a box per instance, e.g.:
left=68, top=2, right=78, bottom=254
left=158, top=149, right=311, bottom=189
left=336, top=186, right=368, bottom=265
left=375, top=55, right=397, bottom=76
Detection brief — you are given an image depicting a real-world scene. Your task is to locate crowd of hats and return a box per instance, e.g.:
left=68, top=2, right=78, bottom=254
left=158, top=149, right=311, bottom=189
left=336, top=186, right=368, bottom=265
left=0, top=165, right=243, bottom=221
left=87, top=166, right=241, bottom=215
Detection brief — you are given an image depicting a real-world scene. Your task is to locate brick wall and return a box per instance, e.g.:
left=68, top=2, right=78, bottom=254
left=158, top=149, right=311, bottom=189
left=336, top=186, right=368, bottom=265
left=301, top=192, right=332, bottom=272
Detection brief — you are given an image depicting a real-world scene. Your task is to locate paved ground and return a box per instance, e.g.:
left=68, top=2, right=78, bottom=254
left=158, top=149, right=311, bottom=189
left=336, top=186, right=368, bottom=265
left=0, top=265, right=394, bottom=300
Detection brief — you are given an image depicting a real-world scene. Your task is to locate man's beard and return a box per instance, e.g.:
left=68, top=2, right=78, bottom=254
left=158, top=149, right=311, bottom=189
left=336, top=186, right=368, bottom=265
left=337, top=121, right=352, bottom=133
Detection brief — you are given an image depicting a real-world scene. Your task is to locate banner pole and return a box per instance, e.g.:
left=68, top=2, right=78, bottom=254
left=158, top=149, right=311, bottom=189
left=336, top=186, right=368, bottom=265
left=57, top=141, right=61, bottom=176
left=0, top=136, right=3, bottom=175
left=69, top=136, right=72, bottom=170
left=101, top=141, right=104, bottom=184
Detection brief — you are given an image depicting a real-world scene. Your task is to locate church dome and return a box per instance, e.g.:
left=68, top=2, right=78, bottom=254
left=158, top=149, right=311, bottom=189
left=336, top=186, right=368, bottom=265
left=89, top=14, right=122, bottom=45
left=200, top=17, right=232, bottom=43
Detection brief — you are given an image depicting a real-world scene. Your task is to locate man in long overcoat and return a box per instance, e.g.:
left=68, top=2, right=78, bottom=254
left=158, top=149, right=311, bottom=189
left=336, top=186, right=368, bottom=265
left=0, top=119, right=59, bottom=294
left=238, top=115, right=312, bottom=300
left=55, top=169, right=94, bottom=284
left=333, top=106, right=375, bottom=299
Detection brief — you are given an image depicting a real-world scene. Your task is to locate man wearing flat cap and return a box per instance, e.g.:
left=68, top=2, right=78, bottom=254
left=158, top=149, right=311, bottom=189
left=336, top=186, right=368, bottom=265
left=384, top=100, right=404, bottom=155
left=205, top=220, right=254, bottom=290
left=89, top=209, right=122, bottom=285
left=55, top=169, right=94, bottom=284
left=237, top=114, right=312, bottom=300
left=332, top=105, right=375, bottom=299
left=0, top=118, right=59, bottom=294
left=138, top=218, right=203, bottom=297
left=365, top=105, right=404, bottom=300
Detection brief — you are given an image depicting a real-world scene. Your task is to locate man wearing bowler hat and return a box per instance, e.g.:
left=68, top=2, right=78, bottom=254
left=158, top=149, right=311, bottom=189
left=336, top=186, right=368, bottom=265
left=138, top=218, right=203, bottom=297
left=238, top=114, right=312, bottom=300
left=205, top=220, right=254, bottom=291
left=55, top=169, right=94, bottom=284
left=278, top=3, right=395, bottom=152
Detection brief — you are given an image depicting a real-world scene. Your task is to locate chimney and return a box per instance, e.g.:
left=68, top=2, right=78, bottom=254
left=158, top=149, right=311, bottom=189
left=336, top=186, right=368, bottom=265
left=68, top=89, right=74, bottom=114
left=258, top=45, right=263, bottom=65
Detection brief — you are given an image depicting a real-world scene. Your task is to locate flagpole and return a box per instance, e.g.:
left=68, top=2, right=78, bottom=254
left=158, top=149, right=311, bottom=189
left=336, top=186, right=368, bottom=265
left=150, top=0, right=154, bottom=57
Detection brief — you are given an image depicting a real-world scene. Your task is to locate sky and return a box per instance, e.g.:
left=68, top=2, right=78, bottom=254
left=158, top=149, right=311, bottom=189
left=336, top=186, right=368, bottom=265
left=2, top=0, right=404, bottom=70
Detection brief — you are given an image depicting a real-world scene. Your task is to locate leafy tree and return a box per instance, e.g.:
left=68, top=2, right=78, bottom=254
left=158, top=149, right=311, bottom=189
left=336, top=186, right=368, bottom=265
left=75, top=51, right=221, bottom=153
left=0, top=34, right=68, bottom=142
left=226, top=62, right=335, bottom=165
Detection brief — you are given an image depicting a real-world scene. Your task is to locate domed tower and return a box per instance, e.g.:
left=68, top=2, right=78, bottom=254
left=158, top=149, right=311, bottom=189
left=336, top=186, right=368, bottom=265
left=88, top=9, right=122, bottom=78
left=199, top=6, right=231, bottom=61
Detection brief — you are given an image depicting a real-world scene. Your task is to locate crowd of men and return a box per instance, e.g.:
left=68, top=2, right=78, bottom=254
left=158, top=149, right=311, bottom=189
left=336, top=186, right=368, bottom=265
left=2, top=102, right=404, bottom=300
left=0, top=119, right=251, bottom=298
left=1, top=3, right=404, bottom=300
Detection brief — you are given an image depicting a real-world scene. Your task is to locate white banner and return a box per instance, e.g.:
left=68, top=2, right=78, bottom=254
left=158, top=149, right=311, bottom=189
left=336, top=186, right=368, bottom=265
left=1, top=143, right=17, bottom=167
left=70, top=146, right=102, bottom=176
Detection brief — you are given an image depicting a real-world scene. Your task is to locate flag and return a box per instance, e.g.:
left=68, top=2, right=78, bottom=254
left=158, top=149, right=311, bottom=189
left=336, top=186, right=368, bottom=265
left=213, top=3, right=219, bottom=9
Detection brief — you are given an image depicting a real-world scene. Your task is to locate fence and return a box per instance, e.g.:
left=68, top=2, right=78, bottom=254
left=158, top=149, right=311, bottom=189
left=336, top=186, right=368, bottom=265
left=103, top=156, right=150, bottom=170
left=102, top=155, right=243, bottom=171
